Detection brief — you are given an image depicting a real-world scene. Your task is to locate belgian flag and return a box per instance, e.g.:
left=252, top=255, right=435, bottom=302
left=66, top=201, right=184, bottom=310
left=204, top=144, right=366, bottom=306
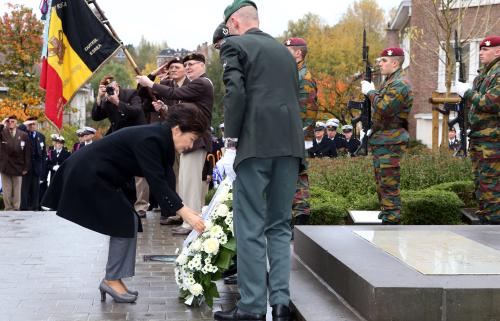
left=40, top=0, right=121, bottom=128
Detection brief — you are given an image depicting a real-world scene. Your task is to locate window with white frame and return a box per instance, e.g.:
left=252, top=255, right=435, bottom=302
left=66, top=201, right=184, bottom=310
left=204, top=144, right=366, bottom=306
left=437, top=39, right=480, bottom=93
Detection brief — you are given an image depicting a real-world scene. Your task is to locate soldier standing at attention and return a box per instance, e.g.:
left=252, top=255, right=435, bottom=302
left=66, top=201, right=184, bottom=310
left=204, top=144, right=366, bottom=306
left=215, top=1, right=304, bottom=320
left=361, top=47, right=413, bottom=225
left=283, top=37, right=319, bottom=226
left=456, top=36, right=500, bottom=223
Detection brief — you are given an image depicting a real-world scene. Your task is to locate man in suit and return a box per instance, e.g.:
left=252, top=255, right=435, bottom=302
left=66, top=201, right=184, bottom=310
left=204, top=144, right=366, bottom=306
left=214, top=1, right=304, bottom=320
left=0, top=115, right=31, bottom=210
left=19, top=117, right=46, bottom=211
left=92, top=76, right=146, bottom=135
left=136, top=53, right=214, bottom=235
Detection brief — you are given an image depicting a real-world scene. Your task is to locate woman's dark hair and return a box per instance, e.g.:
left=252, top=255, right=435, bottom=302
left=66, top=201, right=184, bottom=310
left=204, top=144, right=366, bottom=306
left=165, top=103, right=209, bottom=136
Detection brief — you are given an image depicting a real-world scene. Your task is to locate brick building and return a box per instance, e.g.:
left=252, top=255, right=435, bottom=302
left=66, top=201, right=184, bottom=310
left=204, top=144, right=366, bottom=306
left=386, top=0, right=500, bottom=146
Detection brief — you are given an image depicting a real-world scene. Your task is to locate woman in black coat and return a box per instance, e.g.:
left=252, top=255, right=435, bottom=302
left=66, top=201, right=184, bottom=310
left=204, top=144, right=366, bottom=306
left=42, top=103, right=207, bottom=303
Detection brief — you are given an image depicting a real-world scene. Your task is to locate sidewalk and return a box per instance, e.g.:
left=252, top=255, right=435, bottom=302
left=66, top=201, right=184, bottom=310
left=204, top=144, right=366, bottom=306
left=0, top=211, right=239, bottom=321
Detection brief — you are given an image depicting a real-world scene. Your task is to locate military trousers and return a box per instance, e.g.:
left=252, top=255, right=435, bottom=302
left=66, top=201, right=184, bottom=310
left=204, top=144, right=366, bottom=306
left=469, top=140, right=500, bottom=221
left=291, top=169, right=310, bottom=219
left=233, top=156, right=300, bottom=314
left=371, top=143, right=406, bottom=223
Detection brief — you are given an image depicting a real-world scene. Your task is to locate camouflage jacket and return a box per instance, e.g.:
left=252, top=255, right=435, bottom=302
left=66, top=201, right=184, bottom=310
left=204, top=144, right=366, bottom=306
left=297, top=60, right=319, bottom=140
left=367, top=68, right=413, bottom=145
left=464, top=57, right=499, bottom=141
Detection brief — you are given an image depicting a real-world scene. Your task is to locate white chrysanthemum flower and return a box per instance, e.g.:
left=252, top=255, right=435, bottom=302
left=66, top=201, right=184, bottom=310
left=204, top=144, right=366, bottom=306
left=176, top=254, right=188, bottom=265
left=203, top=238, right=220, bottom=255
left=210, top=225, right=224, bottom=238
left=189, top=239, right=202, bottom=252
left=226, top=193, right=233, bottom=201
left=189, top=283, right=203, bottom=296
left=219, top=233, right=228, bottom=245
left=215, top=204, right=229, bottom=217
left=204, top=220, right=213, bottom=231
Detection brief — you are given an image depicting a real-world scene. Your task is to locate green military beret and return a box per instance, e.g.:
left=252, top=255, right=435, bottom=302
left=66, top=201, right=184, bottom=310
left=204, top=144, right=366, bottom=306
left=223, top=0, right=257, bottom=23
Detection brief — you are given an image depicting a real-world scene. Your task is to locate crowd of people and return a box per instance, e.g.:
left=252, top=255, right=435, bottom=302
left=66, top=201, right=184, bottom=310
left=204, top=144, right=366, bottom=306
left=1, top=0, right=498, bottom=319
left=0, top=115, right=97, bottom=211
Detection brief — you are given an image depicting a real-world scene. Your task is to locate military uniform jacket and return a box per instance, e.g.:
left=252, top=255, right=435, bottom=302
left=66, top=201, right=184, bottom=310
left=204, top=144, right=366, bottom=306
left=152, top=74, right=213, bottom=153
left=464, top=57, right=499, bottom=142
left=298, top=60, right=319, bottom=139
left=220, top=28, right=305, bottom=168
left=46, top=147, right=71, bottom=179
left=367, top=68, right=413, bottom=145
left=0, top=126, right=31, bottom=176
left=92, top=88, right=146, bottom=135
left=308, top=136, right=337, bottom=158
left=346, top=137, right=361, bottom=155
left=42, top=124, right=182, bottom=238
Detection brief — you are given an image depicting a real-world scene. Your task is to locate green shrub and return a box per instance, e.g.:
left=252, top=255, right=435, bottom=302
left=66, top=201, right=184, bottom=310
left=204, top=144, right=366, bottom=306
left=309, top=186, right=348, bottom=225
left=428, top=181, right=477, bottom=208
left=347, top=193, right=379, bottom=211
left=308, top=151, right=473, bottom=200
left=401, top=189, right=464, bottom=225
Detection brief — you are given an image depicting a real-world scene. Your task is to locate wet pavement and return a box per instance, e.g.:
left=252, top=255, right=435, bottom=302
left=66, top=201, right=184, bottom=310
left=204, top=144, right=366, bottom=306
left=0, top=211, right=239, bottom=321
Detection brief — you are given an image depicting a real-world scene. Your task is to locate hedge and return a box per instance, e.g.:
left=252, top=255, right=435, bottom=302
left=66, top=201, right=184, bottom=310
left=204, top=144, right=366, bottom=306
left=309, top=186, right=348, bottom=225
left=401, top=189, right=464, bottom=225
left=427, top=180, right=476, bottom=208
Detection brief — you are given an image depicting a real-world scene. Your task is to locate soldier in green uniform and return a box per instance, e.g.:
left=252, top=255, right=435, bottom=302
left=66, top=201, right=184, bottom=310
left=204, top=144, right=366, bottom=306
left=284, top=37, right=319, bottom=226
left=361, top=47, right=413, bottom=224
left=215, top=1, right=304, bottom=320
left=456, top=36, right=500, bottom=223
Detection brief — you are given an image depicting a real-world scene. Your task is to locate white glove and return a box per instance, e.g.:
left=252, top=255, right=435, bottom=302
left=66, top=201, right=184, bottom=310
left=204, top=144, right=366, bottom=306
left=361, top=80, right=375, bottom=95
left=456, top=81, right=472, bottom=98
left=52, top=165, right=60, bottom=171
left=221, top=148, right=237, bottom=180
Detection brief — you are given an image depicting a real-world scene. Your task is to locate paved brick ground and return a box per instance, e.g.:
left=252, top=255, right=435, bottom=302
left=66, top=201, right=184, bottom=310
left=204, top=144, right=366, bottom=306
left=0, top=211, right=244, bottom=321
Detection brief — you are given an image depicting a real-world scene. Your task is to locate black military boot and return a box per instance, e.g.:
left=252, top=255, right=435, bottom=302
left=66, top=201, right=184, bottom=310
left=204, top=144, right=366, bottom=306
left=272, top=304, right=292, bottom=321
left=214, top=307, right=265, bottom=321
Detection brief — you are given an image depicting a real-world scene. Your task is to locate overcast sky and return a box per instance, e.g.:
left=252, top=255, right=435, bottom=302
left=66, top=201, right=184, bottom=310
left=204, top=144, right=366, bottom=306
left=1, top=0, right=403, bottom=50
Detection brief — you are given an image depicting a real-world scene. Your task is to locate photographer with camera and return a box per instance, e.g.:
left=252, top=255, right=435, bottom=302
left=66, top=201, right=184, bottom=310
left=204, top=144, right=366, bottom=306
left=92, top=75, right=145, bottom=136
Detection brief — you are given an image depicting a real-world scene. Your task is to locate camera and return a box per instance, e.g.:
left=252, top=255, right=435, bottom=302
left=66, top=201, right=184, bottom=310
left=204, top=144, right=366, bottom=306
left=105, top=85, right=115, bottom=96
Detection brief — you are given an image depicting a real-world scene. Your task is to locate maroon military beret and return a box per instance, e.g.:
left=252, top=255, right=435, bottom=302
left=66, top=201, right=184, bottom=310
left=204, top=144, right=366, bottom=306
left=380, top=47, right=405, bottom=57
left=480, top=36, right=500, bottom=49
left=284, top=37, right=307, bottom=47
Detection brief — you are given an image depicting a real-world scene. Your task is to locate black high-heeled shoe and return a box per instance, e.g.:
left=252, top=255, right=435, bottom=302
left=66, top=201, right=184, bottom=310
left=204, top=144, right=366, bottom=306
left=99, top=280, right=137, bottom=303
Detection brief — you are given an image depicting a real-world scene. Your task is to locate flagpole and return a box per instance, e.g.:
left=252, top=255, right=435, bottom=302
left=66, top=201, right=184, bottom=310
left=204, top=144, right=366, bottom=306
left=86, top=0, right=141, bottom=75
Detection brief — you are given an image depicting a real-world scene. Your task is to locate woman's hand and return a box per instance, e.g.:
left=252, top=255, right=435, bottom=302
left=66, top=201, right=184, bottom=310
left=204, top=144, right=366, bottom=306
left=178, top=206, right=205, bottom=233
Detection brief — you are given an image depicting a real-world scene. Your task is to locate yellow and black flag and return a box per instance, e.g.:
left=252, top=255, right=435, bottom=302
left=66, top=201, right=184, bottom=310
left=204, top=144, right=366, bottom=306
left=40, top=0, right=121, bottom=128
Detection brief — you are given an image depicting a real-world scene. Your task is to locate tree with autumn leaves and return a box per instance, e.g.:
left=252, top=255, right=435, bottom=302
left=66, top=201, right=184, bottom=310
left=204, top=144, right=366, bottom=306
left=284, top=0, right=387, bottom=126
left=0, top=4, right=44, bottom=121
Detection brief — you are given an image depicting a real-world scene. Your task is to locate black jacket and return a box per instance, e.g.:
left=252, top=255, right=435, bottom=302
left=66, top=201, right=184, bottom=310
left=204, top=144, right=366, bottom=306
left=346, top=138, right=361, bottom=155
left=46, top=147, right=71, bottom=179
left=19, top=129, right=47, bottom=177
left=92, top=88, right=146, bottom=135
left=308, top=136, right=337, bottom=158
left=42, top=123, right=182, bottom=238
left=152, top=74, right=213, bottom=152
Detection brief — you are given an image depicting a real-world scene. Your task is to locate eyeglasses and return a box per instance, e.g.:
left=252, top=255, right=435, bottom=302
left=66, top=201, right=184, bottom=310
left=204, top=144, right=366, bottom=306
left=184, top=61, right=202, bottom=68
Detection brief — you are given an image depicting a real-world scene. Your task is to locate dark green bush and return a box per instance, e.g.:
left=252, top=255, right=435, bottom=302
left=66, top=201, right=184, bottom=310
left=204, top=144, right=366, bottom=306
left=308, top=151, right=473, bottom=199
left=401, top=189, right=464, bottom=225
left=347, top=193, right=379, bottom=211
left=428, top=180, right=476, bottom=208
left=309, top=186, right=348, bottom=225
